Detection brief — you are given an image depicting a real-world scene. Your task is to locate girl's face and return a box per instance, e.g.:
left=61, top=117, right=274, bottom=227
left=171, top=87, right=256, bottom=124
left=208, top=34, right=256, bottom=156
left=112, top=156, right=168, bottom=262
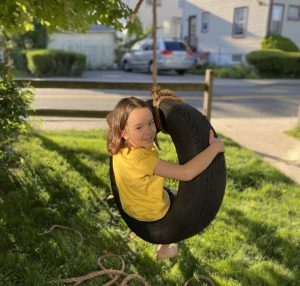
left=122, top=107, right=156, bottom=148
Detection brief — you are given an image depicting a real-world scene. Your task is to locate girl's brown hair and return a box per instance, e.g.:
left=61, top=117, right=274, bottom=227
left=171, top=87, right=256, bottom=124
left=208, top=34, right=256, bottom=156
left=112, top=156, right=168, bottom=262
left=107, top=97, right=150, bottom=155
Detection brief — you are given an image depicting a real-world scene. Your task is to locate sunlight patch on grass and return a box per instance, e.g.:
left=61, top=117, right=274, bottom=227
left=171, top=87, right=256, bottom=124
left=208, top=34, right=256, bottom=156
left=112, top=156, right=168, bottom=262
left=286, top=126, right=300, bottom=140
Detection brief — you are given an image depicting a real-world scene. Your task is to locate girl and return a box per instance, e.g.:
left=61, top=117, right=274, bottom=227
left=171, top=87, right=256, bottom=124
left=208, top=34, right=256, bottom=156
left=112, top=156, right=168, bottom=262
left=107, top=97, right=224, bottom=259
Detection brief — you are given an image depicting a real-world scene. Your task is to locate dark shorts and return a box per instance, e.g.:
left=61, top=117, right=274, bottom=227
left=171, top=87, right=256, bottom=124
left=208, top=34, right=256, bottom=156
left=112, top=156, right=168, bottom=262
left=164, top=187, right=175, bottom=204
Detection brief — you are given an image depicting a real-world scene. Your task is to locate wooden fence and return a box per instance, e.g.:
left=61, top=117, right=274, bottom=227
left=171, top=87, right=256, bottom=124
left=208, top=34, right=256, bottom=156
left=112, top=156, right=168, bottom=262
left=16, top=69, right=214, bottom=121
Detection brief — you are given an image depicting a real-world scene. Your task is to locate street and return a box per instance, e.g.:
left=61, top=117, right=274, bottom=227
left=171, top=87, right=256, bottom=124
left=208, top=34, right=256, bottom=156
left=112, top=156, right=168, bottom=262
left=32, top=70, right=300, bottom=118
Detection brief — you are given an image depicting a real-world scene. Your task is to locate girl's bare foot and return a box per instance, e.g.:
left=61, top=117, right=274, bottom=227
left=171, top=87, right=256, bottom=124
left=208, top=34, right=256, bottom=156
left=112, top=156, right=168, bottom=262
left=156, top=244, right=177, bottom=259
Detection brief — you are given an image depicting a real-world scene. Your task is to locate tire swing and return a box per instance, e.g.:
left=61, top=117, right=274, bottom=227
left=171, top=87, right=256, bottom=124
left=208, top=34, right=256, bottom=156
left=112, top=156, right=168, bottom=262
left=109, top=0, right=226, bottom=244
left=109, top=88, right=226, bottom=244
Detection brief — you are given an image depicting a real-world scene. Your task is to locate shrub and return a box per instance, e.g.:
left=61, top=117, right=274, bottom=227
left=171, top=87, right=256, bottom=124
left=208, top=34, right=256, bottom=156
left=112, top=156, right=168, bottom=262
left=246, top=49, right=300, bottom=78
left=10, top=49, right=28, bottom=72
left=189, top=64, right=257, bottom=78
left=215, top=65, right=257, bottom=79
left=0, top=65, right=33, bottom=166
left=12, top=21, right=49, bottom=49
left=261, top=34, right=299, bottom=52
left=26, top=49, right=86, bottom=76
left=189, top=63, right=217, bottom=75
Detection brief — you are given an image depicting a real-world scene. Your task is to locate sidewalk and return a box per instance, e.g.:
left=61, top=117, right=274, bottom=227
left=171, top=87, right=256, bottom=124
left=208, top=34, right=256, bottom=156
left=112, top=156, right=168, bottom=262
left=31, top=115, right=300, bottom=186
left=211, top=117, right=300, bottom=185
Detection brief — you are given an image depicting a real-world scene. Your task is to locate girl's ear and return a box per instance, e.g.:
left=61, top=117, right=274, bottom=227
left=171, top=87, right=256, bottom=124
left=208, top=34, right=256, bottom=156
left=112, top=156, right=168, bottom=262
left=121, top=129, right=127, bottom=140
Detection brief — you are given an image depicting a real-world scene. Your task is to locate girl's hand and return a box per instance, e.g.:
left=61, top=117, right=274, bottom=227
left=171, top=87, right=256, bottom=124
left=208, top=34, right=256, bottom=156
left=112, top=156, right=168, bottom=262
left=209, top=129, right=224, bottom=153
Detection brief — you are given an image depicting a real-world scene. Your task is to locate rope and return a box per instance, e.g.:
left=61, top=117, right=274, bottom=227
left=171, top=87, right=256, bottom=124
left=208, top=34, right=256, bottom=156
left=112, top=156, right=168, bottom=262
left=39, top=225, right=83, bottom=245
left=151, top=86, right=185, bottom=132
left=149, top=1, right=187, bottom=132
left=40, top=225, right=215, bottom=286
left=53, top=254, right=214, bottom=286
left=39, top=225, right=149, bottom=285
left=152, top=0, right=158, bottom=88
left=184, top=276, right=215, bottom=286
left=53, top=254, right=150, bottom=286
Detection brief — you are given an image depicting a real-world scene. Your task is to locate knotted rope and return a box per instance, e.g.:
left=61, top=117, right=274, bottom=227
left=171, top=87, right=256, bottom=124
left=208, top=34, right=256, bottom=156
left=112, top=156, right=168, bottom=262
left=40, top=225, right=214, bottom=286
left=53, top=254, right=149, bottom=286
left=151, top=85, right=185, bottom=133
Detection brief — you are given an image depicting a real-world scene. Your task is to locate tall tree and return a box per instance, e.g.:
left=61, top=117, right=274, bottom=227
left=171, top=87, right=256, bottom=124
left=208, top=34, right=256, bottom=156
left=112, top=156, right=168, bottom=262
left=0, top=0, right=137, bottom=35
left=0, top=0, right=141, bottom=167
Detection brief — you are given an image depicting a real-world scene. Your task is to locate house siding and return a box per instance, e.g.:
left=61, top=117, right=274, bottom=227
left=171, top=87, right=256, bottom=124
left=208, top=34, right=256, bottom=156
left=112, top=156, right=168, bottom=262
left=123, top=0, right=183, bottom=38
left=183, top=0, right=271, bottom=65
left=48, top=31, right=116, bottom=69
left=273, top=0, right=300, bottom=48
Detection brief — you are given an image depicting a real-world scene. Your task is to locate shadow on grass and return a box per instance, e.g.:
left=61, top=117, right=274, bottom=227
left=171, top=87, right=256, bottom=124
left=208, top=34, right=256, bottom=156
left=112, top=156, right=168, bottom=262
left=33, top=131, right=128, bottom=225
left=227, top=166, right=292, bottom=192
left=176, top=239, right=281, bottom=286
left=177, top=242, right=215, bottom=285
left=224, top=208, right=299, bottom=284
left=226, top=148, right=292, bottom=192
left=0, top=163, right=114, bottom=252
left=1, top=130, right=117, bottom=242
left=0, top=146, right=160, bottom=284
left=34, top=131, right=110, bottom=192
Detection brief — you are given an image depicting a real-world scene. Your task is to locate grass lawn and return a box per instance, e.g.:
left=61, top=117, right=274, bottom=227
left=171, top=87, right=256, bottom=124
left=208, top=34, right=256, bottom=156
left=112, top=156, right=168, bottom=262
left=286, top=126, right=300, bottom=140
left=0, top=129, right=299, bottom=286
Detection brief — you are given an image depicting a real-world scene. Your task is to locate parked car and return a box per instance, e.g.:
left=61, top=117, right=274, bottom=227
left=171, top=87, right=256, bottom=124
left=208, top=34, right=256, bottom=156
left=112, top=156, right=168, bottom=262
left=121, top=38, right=194, bottom=75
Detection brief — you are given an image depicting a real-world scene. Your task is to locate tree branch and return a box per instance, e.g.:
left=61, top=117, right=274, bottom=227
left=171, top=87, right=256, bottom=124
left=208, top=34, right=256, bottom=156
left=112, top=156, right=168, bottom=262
left=128, top=0, right=144, bottom=23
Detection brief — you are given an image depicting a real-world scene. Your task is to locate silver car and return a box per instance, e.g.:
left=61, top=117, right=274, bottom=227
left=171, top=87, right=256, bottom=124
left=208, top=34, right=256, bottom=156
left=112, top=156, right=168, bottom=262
left=121, top=38, right=194, bottom=75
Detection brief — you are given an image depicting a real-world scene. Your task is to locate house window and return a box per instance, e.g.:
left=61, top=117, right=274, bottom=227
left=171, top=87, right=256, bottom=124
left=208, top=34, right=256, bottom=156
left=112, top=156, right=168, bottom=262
left=287, top=5, right=300, bottom=21
left=201, top=12, right=209, bottom=33
left=142, top=43, right=152, bottom=51
left=233, top=7, right=248, bottom=37
left=269, top=4, right=284, bottom=34
left=146, top=0, right=161, bottom=6
left=232, top=54, right=243, bottom=62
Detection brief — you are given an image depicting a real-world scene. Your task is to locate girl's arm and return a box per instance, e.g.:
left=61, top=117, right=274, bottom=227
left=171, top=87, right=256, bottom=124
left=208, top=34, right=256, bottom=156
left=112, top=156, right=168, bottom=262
left=154, top=130, right=224, bottom=181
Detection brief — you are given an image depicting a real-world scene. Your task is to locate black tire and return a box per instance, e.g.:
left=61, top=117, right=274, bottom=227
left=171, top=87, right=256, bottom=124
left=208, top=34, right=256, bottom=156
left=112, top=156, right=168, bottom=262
left=148, top=62, right=153, bottom=74
left=176, top=69, right=187, bottom=75
left=110, top=99, right=226, bottom=244
left=122, top=61, right=132, bottom=72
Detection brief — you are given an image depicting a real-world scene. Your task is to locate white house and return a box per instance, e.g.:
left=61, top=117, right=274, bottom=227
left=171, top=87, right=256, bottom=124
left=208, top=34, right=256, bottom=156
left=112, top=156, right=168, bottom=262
left=48, top=2, right=185, bottom=68
left=182, top=0, right=300, bottom=65
left=122, top=0, right=184, bottom=39
left=48, top=25, right=116, bottom=69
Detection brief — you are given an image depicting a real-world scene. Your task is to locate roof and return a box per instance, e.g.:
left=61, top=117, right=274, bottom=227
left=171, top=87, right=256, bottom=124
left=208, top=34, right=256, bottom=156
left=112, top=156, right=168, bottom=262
left=89, top=24, right=115, bottom=32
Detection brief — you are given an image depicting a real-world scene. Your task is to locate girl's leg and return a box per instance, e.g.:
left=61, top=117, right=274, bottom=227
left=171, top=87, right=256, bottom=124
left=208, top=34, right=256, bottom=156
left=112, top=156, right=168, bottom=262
left=156, top=244, right=177, bottom=259
left=156, top=189, right=178, bottom=259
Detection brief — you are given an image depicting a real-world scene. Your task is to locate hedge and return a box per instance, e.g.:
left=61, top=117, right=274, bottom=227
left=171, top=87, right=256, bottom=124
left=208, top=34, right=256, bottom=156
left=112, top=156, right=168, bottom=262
left=0, top=65, right=33, bottom=166
left=246, top=49, right=300, bottom=78
left=11, top=49, right=28, bottom=72
left=261, top=34, right=299, bottom=52
left=26, top=49, right=86, bottom=77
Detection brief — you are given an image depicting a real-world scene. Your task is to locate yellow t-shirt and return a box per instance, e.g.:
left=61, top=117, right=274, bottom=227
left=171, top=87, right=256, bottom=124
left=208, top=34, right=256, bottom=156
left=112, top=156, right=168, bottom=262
left=112, top=144, right=170, bottom=221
